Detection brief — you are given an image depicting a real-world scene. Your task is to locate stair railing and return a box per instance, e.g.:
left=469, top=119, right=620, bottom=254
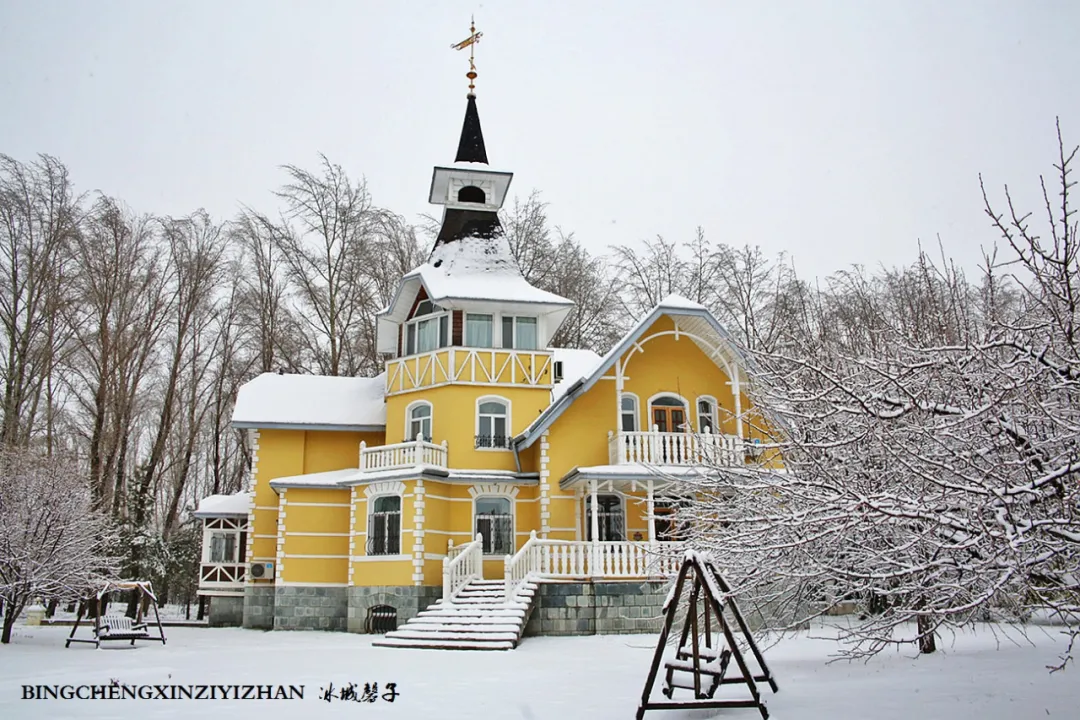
left=504, top=530, right=544, bottom=602
left=442, top=533, right=483, bottom=603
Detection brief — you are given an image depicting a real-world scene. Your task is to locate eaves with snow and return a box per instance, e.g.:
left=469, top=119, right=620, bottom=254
left=232, top=372, right=387, bottom=432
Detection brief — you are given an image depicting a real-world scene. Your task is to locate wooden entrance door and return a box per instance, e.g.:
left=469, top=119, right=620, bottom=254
left=651, top=405, right=686, bottom=433
left=650, top=398, right=687, bottom=463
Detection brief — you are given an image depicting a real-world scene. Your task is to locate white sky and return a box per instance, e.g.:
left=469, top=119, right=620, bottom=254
left=1, top=0, right=1076, bottom=281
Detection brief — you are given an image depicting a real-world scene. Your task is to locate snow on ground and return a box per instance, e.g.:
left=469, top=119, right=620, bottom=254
left=0, top=622, right=1076, bottom=719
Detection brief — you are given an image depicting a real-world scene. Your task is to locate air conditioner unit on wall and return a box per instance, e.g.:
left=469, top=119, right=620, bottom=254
left=249, top=562, right=275, bottom=580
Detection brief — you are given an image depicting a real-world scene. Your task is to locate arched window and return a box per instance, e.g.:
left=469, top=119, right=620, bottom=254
left=585, top=494, right=625, bottom=541
left=367, top=496, right=401, bottom=556
left=474, top=496, right=513, bottom=555
left=407, top=401, right=432, bottom=441
left=697, top=396, right=718, bottom=434
left=476, top=397, right=510, bottom=449
left=620, top=393, right=639, bottom=432
left=457, top=185, right=486, bottom=204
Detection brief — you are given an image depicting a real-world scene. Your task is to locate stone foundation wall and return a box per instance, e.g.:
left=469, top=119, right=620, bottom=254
left=243, top=585, right=275, bottom=629
left=208, top=595, right=244, bottom=627
left=346, top=586, right=441, bottom=633
left=273, top=586, right=348, bottom=631
left=524, top=581, right=668, bottom=636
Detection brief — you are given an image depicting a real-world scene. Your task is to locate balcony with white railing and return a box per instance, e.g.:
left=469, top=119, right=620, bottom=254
left=607, top=427, right=745, bottom=467
left=359, top=435, right=449, bottom=472
left=503, top=531, right=682, bottom=601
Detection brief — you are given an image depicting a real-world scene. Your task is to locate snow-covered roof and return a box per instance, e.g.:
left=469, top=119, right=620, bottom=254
left=552, top=348, right=602, bottom=401
left=416, top=234, right=574, bottom=307
left=232, top=372, right=386, bottom=431
left=269, top=468, right=362, bottom=490
left=194, top=491, right=253, bottom=518
left=514, top=296, right=753, bottom=450
left=268, top=466, right=538, bottom=491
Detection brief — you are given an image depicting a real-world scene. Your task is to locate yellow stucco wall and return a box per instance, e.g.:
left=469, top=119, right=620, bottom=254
left=384, top=383, right=551, bottom=470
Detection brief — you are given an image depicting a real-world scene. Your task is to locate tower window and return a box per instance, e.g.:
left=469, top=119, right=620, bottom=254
left=457, top=185, right=486, bottom=204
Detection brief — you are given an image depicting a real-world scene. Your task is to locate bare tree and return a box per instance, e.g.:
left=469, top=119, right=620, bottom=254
left=0, top=154, right=81, bottom=450
left=684, top=126, right=1079, bottom=668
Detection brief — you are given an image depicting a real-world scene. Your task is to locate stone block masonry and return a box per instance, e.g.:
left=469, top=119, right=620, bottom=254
left=524, top=581, right=669, bottom=636
left=208, top=596, right=244, bottom=627
left=243, top=585, right=276, bottom=629
left=273, top=587, right=348, bottom=631
left=347, top=586, right=442, bottom=633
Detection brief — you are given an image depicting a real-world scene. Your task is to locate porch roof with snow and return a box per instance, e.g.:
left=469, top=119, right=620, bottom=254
left=193, top=491, right=253, bottom=518
left=267, top=466, right=540, bottom=491
left=231, top=372, right=387, bottom=432
left=513, top=295, right=754, bottom=451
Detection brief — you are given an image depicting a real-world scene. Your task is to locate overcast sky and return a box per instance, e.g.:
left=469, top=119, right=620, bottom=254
left=1, top=0, right=1076, bottom=281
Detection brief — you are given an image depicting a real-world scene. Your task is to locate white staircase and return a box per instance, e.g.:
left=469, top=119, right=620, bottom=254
left=373, top=579, right=538, bottom=651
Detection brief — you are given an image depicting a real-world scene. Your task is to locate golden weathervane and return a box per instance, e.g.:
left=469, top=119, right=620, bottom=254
left=451, top=17, right=483, bottom=95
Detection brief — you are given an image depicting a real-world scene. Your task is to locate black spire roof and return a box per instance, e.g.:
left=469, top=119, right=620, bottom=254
left=454, top=94, right=489, bottom=164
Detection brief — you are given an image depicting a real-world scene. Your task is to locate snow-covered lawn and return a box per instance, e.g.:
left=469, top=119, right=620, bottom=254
left=0, top=622, right=1076, bottom=719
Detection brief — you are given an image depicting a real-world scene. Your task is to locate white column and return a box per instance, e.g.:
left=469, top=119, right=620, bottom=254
left=733, top=367, right=744, bottom=447
left=589, top=478, right=600, bottom=577
left=646, top=479, right=655, bottom=544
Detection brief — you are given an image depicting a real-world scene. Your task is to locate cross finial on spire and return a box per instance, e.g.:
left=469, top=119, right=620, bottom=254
left=450, top=16, right=483, bottom=96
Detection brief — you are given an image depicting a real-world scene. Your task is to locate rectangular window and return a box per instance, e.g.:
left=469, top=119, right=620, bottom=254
left=585, top=494, right=625, bottom=541
left=368, top=496, right=402, bottom=556
left=416, top=317, right=439, bottom=353
left=209, top=532, right=238, bottom=563
left=501, top=316, right=538, bottom=350
left=465, top=313, right=493, bottom=347
left=406, top=324, right=415, bottom=355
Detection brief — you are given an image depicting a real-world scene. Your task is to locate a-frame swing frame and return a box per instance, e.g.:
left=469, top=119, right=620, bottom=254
left=636, top=552, right=779, bottom=720
left=64, top=580, right=167, bottom=649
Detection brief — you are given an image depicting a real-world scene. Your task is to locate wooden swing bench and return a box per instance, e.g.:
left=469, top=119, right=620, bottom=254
left=65, top=581, right=168, bottom=649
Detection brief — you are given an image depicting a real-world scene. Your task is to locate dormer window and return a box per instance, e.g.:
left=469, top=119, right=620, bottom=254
left=457, top=185, right=486, bottom=204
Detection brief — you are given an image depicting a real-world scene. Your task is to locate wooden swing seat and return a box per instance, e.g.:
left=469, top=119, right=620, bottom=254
left=98, top=614, right=151, bottom=641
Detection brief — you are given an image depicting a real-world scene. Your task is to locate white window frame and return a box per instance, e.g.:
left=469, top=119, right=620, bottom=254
left=405, top=400, right=433, bottom=442
left=475, top=395, right=511, bottom=451
left=366, top=494, right=403, bottom=557
left=465, top=312, right=494, bottom=348
left=473, top=495, right=515, bottom=556
left=620, top=392, right=640, bottom=432
left=206, top=530, right=240, bottom=563
left=500, top=315, right=539, bottom=350
left=405, top=301, right=450, bottom=355
left=696, top=395, right=719, bottom=434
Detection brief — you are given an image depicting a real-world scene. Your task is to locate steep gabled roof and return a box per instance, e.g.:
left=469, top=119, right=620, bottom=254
left=512, top=295, right=753, bottom=450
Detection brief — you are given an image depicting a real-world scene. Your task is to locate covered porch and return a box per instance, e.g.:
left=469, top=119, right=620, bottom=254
left=443, top=470, right=693, bottom=603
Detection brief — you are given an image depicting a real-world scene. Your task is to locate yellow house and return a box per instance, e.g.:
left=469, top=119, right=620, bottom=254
left=197, top=89, right=770, bottom=649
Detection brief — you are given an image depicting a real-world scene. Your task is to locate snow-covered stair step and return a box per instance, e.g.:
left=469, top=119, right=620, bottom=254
left=372, top=636, right=514, bottom=651
left=373, top=579, right=539, bottom=651
left=409, top=617, right=522, bottom=628
left=382, top=629, right=520, bottom=642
